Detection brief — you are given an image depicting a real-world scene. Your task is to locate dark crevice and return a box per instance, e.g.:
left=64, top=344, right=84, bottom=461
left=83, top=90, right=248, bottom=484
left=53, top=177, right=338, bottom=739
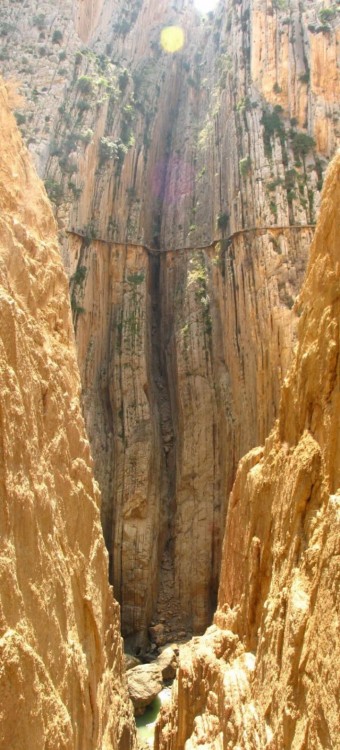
left=148, top=253, right=182, bottom=637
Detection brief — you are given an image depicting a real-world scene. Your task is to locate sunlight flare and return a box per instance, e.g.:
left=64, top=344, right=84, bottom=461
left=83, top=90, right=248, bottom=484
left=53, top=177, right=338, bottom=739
left=160, top=26, right=185, bottom=53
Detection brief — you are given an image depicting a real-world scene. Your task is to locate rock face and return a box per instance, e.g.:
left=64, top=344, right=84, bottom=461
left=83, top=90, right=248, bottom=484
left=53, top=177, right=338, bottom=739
left=0, top=79, right=136, bottom=750
left=155, top=152, right=340, bottom=749
left=2, top=0, right=339, bottom=646
left=71, top=227, right=311, bottom=648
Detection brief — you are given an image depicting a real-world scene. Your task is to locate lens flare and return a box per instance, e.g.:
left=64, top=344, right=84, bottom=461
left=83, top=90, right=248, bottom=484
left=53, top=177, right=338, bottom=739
left=152, top=157, right=194, bottom=207
left=160, top=26, right=185, bottom=53
left=193, top=0, right=219, bottom=13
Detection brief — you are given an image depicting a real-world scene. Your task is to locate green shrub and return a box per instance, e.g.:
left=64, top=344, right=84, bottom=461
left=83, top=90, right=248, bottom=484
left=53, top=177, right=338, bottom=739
left=44, top=178, right=64, bottom=204
left=118, top=69, right=130, bottom=92
left=270, top=200, right=278, bottom=218
left=33, top=14, right=46, bottom=30
left=71, top=300, right=85, bottom=316
left=272, top=0, right=287, bottom=8
left=76, top=99, right=91, bottom=112
left=316, top=24, right=331, bottom=33
left=49, top=140, right=61, bottom=156
left=58, top=156, right=78, bottom=175
left=68, top=181, right=82, bottom=199
left=285, top=168, right=298, bottom=190
left=77, top=75, right=94, bottom=95
left=99, top=137, right=128, bottom=166
left=0, top=22, right=15, bottom=36
left=14, top=111, right=26, bottom=126
left=299, top=71, right=310, bottom=84
left=127, top=272, right=145, bottom=285
left=267, top=177, right=284, bottom=191
left=82, top=223, right=98, bottom=246
left=52, top=29, right=63, bottom=44
left=318, top=7, right=337, bottom=23
left=290, top=131, right=316, bottom=159
left=71, top=265, right=87, bottom=286
left=80, top=128, right=93, bottom=144
left=261, top=107, right=285, bottom=157
left=217, top=211, right=229, bottom=230
left=236, top=96, right=252, bottom=112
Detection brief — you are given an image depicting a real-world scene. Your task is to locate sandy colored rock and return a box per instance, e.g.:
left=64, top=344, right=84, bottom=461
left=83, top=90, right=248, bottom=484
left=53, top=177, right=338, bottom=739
left=156, top=647, right=178, bottom=682
left=0, top=78, right=136, bottom=750
left=155, top=154, right=340, bottom=749
left=127, top=664, right=163, bottom=716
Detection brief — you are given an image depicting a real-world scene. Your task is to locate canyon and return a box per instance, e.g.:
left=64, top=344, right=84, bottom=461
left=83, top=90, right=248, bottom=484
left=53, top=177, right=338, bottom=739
left=0, top=78, right=136, bottom=750
left=2, top=0, right=339, bottom=649
left=0, top=0, right=339, bottom=747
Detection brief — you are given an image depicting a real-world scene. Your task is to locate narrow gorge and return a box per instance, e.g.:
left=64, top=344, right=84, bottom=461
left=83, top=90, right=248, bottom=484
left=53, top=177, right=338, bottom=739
left=0, top=0, right=339, bottom=748
left=0, top=78, right=136, bottom=749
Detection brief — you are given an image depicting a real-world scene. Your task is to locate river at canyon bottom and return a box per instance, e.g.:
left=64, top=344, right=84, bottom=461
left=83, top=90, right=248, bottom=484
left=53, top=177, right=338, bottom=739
left=136, top=686, right=172, bottom=747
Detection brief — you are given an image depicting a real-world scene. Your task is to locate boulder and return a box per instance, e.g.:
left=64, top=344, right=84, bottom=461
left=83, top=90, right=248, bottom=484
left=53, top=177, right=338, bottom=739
left=149, top=623, right=166, bottom=646
left=156, top=647, right=178, bottom=681
left=127, top=663, right=163, bottom=716
left=124, top=653, right=141, bottom=671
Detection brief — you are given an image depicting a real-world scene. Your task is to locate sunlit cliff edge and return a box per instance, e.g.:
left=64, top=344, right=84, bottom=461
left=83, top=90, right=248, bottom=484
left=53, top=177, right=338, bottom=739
left=155, top=152, right=340, bottom=749
left=0, top=78, right=136, bottom=750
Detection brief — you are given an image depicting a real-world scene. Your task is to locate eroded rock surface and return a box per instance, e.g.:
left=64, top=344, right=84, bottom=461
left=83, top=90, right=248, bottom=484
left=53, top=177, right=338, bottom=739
left=155, top=152, right=340, bottom=749
left=0, top=78, right=136, bottom=750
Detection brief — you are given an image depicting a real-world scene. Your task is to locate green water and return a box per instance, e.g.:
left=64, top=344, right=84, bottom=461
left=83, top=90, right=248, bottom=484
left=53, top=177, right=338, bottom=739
left=136, top=687, right=172, bottom=747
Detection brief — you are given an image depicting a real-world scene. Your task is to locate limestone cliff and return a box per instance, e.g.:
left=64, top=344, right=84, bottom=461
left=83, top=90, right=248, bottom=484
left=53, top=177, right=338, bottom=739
left=1, top=0, right=339, bottom=646
left=0, top=79, right=136, bottom=750
left=155, top=152, right=340, bottom=749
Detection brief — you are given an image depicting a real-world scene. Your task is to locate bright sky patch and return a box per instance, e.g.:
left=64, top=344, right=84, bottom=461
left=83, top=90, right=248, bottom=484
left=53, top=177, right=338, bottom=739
left=193, top=0, right=219, bottom=13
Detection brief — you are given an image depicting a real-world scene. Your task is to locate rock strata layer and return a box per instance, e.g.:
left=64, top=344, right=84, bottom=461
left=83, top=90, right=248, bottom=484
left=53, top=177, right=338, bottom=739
left=155, top=152, right=340, bottom=749
left=0, top=79, right=136, bottom=750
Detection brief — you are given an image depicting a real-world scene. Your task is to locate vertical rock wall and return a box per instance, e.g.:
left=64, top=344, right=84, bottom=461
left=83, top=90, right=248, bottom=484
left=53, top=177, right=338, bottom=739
left=72, top=225, right=311, bottom=647
left=0, top=79, right=136, bottom=750
left=155, top=151, right=340, bottom=750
